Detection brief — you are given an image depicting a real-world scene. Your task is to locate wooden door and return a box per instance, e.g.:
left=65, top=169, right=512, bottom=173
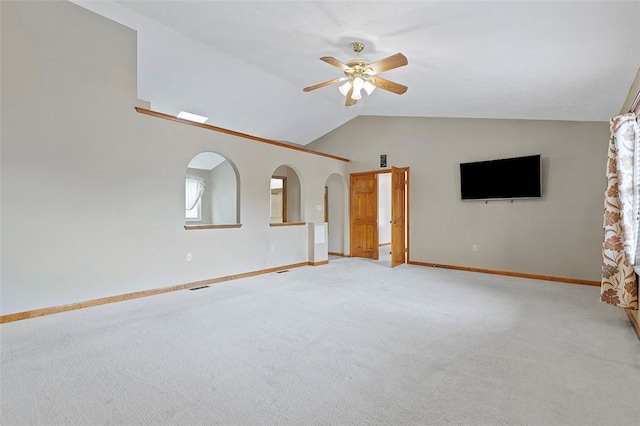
left=350, top=172, right=378, bottom=259
left=391, top=167, right=406, bottom=267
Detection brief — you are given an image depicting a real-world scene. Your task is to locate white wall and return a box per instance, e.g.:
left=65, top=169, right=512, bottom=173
left=210, top=160, right=238, bottom=224
left=0, top=1, right=346, bottom=315
left=326, top=174, right=345, bottom=254
left=273, top=165, right=302, bottom=222
left=270, top=189, right=284, bottom=223
left=309, top=116, right=609, bottom=281
left=70, top=0, right=355, bottom=145
left=378, top=173, right=391, bottom=245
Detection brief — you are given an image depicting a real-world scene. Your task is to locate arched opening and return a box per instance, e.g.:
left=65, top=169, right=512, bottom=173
left=270, top=165, right=302, bottom=224
left=186, top=152, right=240, bottom=226
left=325, top=173, right=348, bottom=257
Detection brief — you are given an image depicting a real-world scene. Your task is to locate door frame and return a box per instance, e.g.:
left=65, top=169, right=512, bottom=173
left=350, top=171, right=379, bottom=259
left=391, top=166, right=406, bottom=267
left=270, top=175, right=287, bottom=223
left=350, top=167, right=410, bottom=263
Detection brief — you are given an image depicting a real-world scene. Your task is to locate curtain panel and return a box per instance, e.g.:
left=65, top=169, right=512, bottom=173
left=185, top=175, right=206, bottom=211
left=601, top=113, right=639, bottom=310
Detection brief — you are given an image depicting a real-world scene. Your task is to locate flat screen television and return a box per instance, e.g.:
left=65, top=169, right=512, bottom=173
left=460, top=155, right=541, bottom=200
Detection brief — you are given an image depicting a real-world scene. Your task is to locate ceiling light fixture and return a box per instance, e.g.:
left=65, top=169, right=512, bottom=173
left=338, top=44, right=369, bottom=102
left=337, top=76, right=376, bottom=101
left=304, top=42, right=407, bottom=107
left=338, top=81, right=352, bottom=96
left=177, top=111, right=208, bottom=123
left=363, top=80, right=376, bottom=96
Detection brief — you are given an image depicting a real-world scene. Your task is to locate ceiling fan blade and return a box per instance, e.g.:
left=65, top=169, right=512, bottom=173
left=366, top=53, right=408, bottom=75
left=320, top=56, right=351, bottom=72
left=303, top=78, right=344, bottom=92
left=369, top=76, right=408, bottom=95
left=345, top=87, right=357, bottom=107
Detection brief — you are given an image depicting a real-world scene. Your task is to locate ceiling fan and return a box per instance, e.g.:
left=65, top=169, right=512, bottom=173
left=303, top=42, right=408, bottom=107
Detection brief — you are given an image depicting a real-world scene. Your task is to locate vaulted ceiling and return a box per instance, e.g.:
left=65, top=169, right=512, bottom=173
left=75, top=1, right=640, bottom=145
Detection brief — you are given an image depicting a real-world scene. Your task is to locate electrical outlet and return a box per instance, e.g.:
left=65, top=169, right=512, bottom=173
left=270, top=245, right=275, bottom=252
left=187, top=252, right=192, bottom=261
left=472, top=245, right=477, bottom=252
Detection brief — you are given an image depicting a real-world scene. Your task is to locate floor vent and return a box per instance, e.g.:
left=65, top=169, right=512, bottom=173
left=276, top=270, right=289, bottom=274
left=188, top=285, right=210, bottom=291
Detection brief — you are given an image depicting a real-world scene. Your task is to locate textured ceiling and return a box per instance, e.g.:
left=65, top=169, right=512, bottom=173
left=77, top=1, right=640, bottom=145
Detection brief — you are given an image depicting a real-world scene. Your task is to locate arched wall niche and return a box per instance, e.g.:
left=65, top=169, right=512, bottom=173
left=325, top=173, right=348, bottom=255
left=185, top=152, right=240, bottom=226
left=270, top=164, right=304, bottom=223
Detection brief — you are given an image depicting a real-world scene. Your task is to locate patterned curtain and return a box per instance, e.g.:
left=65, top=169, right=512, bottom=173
left=601, top=113, right=639, bottom=310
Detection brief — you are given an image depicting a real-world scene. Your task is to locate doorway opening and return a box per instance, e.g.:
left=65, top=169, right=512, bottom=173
left=270, top=176, right=287, bottom=223
left=324, top=173, right=348, bottom=260
left=349, top=167, right=409, bottom=267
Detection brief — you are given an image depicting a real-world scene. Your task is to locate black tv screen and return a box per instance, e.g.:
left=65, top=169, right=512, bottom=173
left=460, top=155, right=541, bottom=200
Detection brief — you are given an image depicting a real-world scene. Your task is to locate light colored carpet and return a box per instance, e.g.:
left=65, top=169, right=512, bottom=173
left=1, top=258, right=639, bottom=425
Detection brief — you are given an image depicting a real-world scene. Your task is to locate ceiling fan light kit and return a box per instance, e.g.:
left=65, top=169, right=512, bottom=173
left=303, top=42, right=408, bottom=107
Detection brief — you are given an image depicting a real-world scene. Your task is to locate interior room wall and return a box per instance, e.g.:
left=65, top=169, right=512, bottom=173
left=270, top=188, right=284, bottom=223
left=273, top=165, right=302, bottom=222
left=70, top=1, right=353, bottom=146
left=210, top=160, right=237, bottom=224
left=378, top=173, right=391, bottom=246
left=0, top=1, right=346, bottom=315
left=308, top=116, right=609, bottom=281
left=326, top=174, right=345, bottom=254
left=287, top=169, right=302, bottom=222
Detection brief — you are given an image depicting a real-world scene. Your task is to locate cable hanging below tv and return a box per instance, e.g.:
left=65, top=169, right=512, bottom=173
left=460, top=155, right=541, bottom=201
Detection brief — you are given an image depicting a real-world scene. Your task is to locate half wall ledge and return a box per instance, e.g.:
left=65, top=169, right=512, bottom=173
left=185, top=224, right=242, bottom=230
left=134, top=107, right=350, bottom=162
